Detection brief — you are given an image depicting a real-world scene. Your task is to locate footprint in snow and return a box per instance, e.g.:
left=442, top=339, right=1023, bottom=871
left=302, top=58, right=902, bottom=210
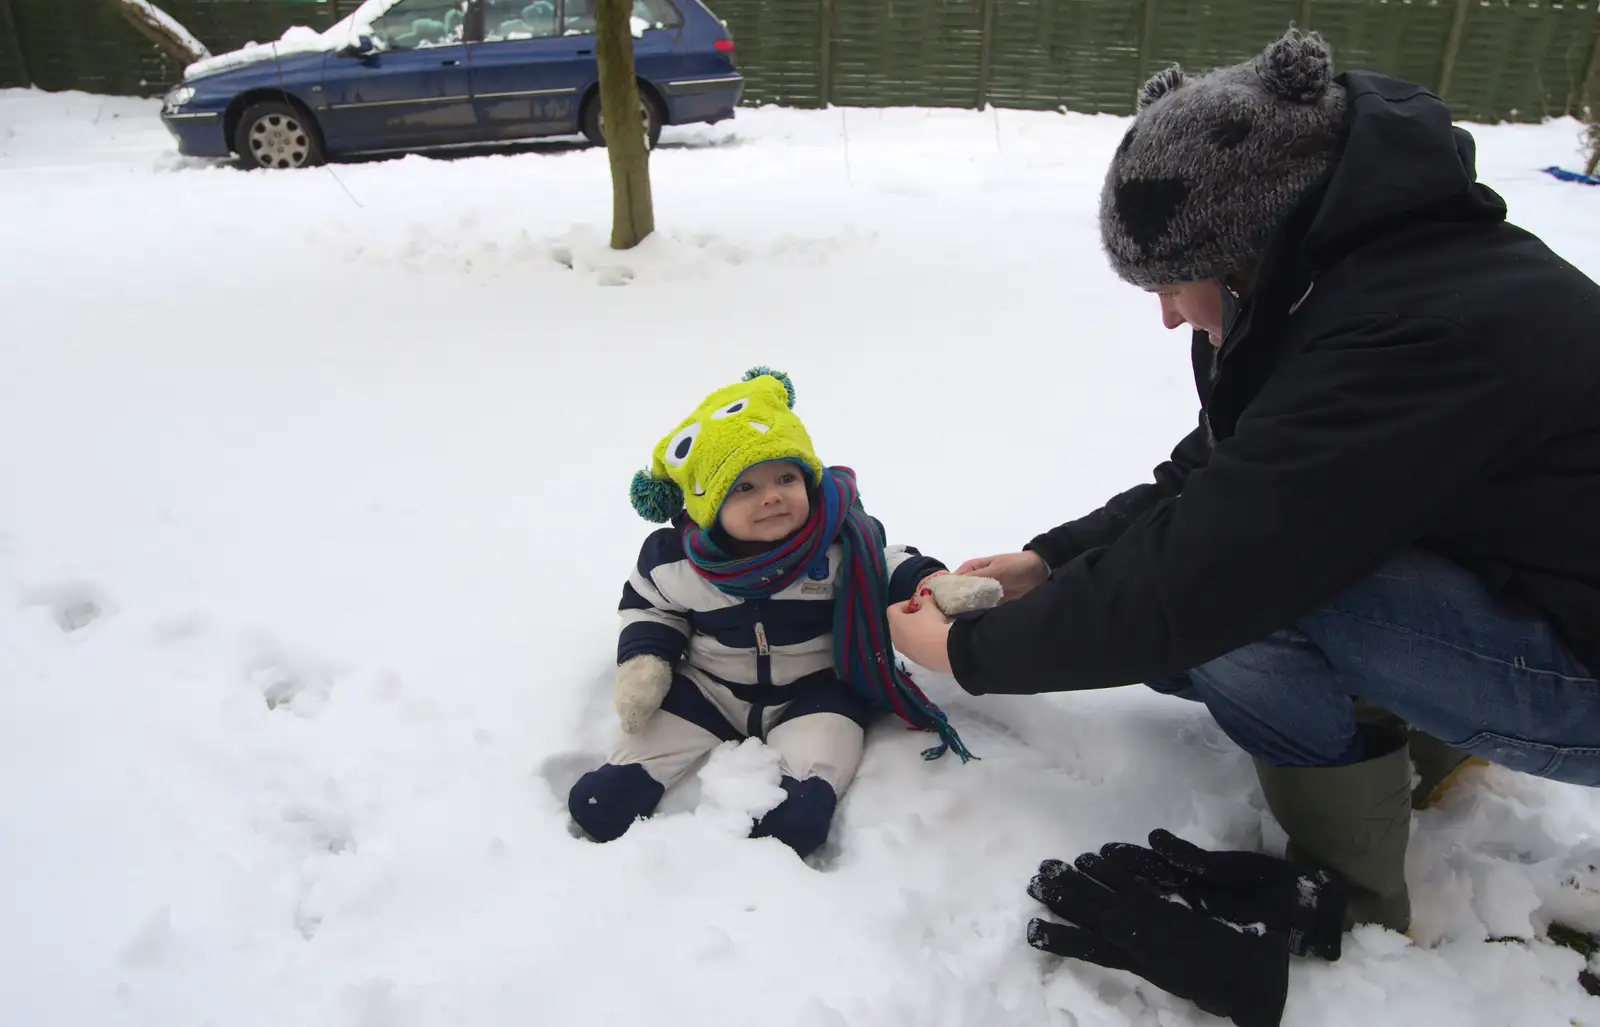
left=22, top=579, right=113, bottom=634
left=118, top=906, right=174, bottom=968
left=283, top=801, right=356, bottom=856
left=149, top=613, right=209, bottom=644
left=539, top=750, right=605, bottom=805
left=244, top=642, right=337, bottom=714
left=342, top=978, right=415, bottom=1027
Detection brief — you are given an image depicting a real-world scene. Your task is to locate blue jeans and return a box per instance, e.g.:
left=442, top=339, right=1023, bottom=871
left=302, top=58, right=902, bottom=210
left=1149, top=548, right=1600, bottom=783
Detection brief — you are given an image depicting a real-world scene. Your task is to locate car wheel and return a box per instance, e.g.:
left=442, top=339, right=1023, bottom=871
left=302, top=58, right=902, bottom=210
left=582, top=89, right=663, bottom=150
left=234, top=101, right=324, bottom=170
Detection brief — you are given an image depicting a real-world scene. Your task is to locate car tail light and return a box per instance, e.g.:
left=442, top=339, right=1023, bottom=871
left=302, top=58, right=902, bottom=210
left=714, top=39, right=735, bottom=52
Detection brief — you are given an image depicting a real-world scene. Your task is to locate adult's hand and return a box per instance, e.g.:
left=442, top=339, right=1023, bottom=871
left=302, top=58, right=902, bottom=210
left=954, top=550, right=1049, bottom=602
left=888, top=597, right=954, bottom=674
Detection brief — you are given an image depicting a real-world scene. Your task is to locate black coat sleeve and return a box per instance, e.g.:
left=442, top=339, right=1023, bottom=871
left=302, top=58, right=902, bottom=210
left=948, top=315, right=1526, bottom=695
left=1024, top=418, right=1211, bottom=568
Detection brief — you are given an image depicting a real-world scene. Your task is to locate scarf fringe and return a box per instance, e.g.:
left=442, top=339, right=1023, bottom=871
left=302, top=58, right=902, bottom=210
left=920, top=724, right=977, bottom=763
left=896, top=678, right=976, bottom=762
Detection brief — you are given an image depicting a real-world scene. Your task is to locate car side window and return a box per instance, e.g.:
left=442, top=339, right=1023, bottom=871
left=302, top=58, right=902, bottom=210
left=482, top=0, right=561, bottom=41
left=556, top=0, right=681, bottom=36
left=367, top=0, right=468, bottom=50
left=561, top=0, right=596, bottom=35
left=629, top=0, right=682, bottom=30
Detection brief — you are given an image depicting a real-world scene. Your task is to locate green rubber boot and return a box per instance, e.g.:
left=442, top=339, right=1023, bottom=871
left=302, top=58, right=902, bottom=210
left=1407, top=728, right=1488, bottom=810
left=1353, top=701, right=1486, bottom=810
left=1256, top=725, right=1414, bottom=933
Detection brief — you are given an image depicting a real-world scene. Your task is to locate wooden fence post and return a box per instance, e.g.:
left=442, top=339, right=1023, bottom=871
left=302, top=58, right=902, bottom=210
left=1135, top=0, right=1162, bottom=90
left=818, top=0, right=833, bottom=108
left=1436, top=0, right=1472, bottom=102
left=1576, top=5, right=1600, bottom=118
left=0, top=0, right=29, bottom=88
left=1580, top=4, right=1600, bottom=174
left=1297, top=0, right=1314, bottom=31
left=976, top=0, right=996, bottom=109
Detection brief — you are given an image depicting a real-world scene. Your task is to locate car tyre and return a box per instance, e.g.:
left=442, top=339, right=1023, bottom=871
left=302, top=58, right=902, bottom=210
left=581, top=89, right=663, bottom=150
left=234, top=101, right=324, bottom=170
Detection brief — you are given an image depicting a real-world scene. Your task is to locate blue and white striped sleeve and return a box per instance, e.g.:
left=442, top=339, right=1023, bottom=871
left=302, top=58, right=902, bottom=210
left=618, top=527, right=692, bottom=666
left=876, top=517, right=948, bottom=605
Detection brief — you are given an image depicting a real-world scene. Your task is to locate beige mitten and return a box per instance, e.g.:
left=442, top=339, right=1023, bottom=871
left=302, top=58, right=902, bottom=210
left=614, top=654, right=673, bottom=734
left=923, top=573, right=1004, bottom=615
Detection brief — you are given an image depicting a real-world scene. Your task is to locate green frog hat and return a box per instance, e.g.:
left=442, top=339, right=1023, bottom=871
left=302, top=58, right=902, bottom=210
left=629, top=366, right=823, bottom=530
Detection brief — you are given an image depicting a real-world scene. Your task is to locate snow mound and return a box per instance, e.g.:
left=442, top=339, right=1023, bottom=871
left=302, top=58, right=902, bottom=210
left=315, top=213, right=864, bottom=284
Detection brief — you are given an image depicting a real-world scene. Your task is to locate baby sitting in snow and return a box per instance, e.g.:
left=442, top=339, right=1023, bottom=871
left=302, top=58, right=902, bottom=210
left=568, top=367, right=1001, bottom=857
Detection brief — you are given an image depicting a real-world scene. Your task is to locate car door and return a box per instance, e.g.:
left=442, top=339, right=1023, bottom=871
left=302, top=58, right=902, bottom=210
left=563, top=0, right=685, bottom=124
left=618, top=0, right=683, bottom=86
left=319, top=0, right=478, bottom=153
left=467, top=0, right=593, bottom=138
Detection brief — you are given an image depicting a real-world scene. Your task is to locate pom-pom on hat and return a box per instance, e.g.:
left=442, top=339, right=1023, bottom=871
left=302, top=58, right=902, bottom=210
left=629, top=366, right=823, bottom=530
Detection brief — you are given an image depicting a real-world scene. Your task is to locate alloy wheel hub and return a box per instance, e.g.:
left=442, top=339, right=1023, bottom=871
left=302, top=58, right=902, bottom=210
left=249, top=114, right=310, bottom=169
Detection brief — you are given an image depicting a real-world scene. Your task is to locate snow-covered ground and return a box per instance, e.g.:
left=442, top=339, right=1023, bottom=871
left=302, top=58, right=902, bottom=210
left=4, top=86, right=1600, bottom=1027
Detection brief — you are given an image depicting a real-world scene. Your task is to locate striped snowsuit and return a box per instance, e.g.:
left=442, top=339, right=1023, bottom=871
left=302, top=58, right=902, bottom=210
left=568, top=523, right=945, bottom=856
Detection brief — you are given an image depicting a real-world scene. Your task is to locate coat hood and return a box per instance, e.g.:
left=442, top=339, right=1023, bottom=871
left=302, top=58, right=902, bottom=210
left=1302, top=70, right=1507, bottom=269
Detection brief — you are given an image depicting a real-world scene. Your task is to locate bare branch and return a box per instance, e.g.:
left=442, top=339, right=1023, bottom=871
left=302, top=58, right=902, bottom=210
left=108, top=0, right=210, bottom=67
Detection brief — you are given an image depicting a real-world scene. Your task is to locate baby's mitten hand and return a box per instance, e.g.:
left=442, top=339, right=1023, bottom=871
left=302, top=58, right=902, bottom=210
left=615, top=654, right=673, bottom=734
left=922, top=572, right=1004, bottom=616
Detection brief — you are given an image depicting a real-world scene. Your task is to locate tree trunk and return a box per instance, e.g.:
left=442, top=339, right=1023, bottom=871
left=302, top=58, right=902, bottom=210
left=108, top=0, right=209, bottom=68
left=1585, top=27, right=1600, bottom=176
left=594, top=0, right=655, bottom=250
left=1588, top=102, right=1600, bottom=178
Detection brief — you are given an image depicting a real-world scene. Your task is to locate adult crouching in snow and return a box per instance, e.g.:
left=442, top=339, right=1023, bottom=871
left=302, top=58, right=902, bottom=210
left=889, top=29, right=1600, bottom=947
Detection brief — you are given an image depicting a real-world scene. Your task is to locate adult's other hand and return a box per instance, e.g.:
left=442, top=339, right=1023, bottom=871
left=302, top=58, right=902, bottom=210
left=954, top=550, right=1049, bottom=602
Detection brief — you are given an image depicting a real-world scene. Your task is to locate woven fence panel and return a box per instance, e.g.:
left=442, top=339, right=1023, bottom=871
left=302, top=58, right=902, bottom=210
left=987, top=0, right=1143, bottom=112
left=0, top=0, right=26, bottom=87
left=715, top=0, right=824, bottom=105
left=1447, top=0, right=1596, bottom=122
left=9, top=0, right=1599, bottom=123
left=11, top=0, right=340, bottom=97
left=1144, top=0, right=1302, bottom=80
left=1539, top=1, right=1600, bottom=115
left=1543, top=1, right=1600, bottom=115
left=829, top=0, right=986, bottom=108
left=13, top=0, right=161, bottom=93
left=1309, top=0, right=1456, bottom=95
left=172, top=0, right=341, bottom=55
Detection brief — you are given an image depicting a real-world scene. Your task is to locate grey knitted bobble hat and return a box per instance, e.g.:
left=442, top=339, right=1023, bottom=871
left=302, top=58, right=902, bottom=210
left=1100, top=28, right=1350, bottom=289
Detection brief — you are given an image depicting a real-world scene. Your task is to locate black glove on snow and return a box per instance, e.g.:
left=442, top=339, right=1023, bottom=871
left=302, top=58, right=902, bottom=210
left=1097, top=829, right=1348, bottom=960
left=1026, top=853, right=1290, bottom=1027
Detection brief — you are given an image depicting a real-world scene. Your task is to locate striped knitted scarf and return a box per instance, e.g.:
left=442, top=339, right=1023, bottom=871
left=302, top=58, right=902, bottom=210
left=683, top=465, right=973, bottom=762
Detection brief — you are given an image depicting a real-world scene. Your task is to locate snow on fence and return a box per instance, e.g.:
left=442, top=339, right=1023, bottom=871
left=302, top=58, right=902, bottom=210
left=1, top=0, right=1597, bottom=125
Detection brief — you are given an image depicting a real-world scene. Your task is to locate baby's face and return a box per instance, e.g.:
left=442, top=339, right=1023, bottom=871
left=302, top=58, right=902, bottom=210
left=718, top=462, right=810, bottom=543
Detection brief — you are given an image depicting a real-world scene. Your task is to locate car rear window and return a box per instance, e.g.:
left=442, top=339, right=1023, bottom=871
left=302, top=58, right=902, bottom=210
left=483, top=0, right=560, bottom=39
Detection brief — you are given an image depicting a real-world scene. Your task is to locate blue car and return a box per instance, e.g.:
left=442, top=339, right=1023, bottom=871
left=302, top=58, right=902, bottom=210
left=160, top=0, right=742, bottom=169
